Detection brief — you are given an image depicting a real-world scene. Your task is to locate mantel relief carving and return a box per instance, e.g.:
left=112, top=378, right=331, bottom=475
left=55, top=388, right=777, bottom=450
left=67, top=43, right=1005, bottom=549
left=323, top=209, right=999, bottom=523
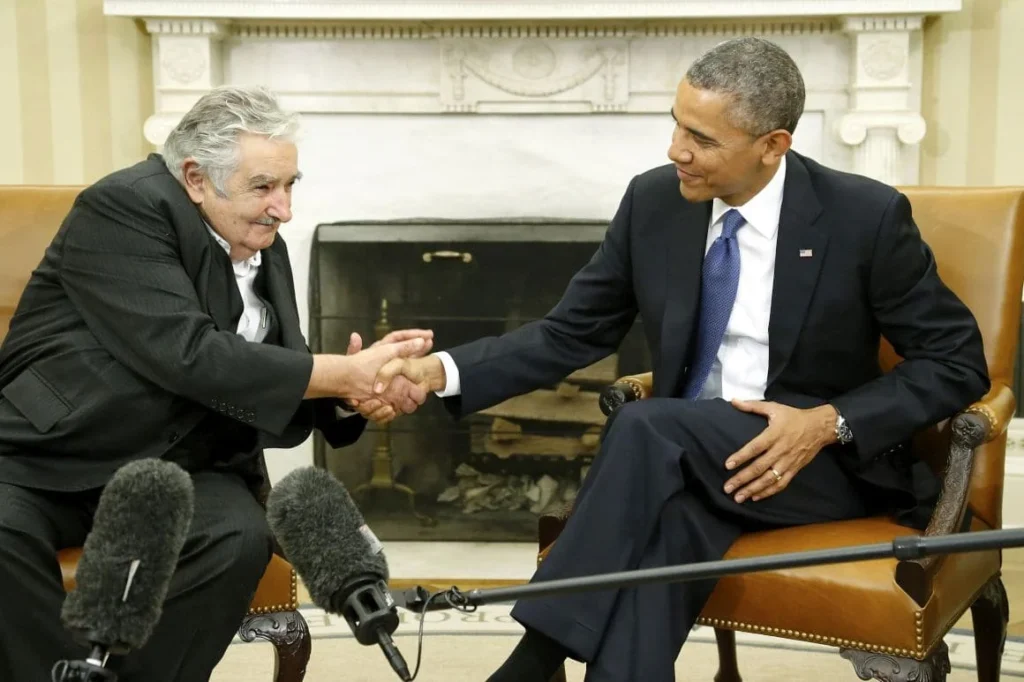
left=441, top=39, right=628, bottom=112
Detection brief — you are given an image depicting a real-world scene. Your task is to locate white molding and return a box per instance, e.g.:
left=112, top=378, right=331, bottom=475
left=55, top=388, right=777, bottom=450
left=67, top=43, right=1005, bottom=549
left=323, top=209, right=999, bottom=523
left=143, top=18, right=228, bottom=34
left=1000, top=419, right=1024, bottom=528
left=104, top=0, right=962, bottom=21
left=841, top=15, right=926, bottom=31
left=226, top=20, right=840, bottom=40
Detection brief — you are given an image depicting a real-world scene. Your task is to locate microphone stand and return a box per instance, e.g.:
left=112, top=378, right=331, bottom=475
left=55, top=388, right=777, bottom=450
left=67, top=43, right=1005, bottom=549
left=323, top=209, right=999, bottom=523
left=393, top=526, right=1024, bottom=613
left=52, top=645, right=117, bottom=682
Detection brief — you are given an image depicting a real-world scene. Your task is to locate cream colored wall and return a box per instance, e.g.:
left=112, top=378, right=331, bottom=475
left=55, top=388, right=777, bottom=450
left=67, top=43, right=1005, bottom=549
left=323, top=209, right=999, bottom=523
left=0, top=0, right=153, bottom=186
left=921, top=0, right=1024, bottom=187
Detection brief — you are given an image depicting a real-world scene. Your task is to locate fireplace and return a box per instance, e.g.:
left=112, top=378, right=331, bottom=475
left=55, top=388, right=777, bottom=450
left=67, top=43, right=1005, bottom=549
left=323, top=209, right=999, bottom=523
left=104, top=0, right=963, bottom=539
left=308, top=218, right=651, bottom=539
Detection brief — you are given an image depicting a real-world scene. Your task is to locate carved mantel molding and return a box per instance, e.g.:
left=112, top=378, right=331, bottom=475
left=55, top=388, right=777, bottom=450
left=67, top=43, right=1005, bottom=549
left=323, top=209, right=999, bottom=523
left=105, top=0, right=963, bottom=186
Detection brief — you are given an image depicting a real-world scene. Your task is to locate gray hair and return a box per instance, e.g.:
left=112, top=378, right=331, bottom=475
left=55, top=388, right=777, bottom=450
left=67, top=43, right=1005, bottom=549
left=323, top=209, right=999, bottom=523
left=685, top=37, right=805, bottom=136
left=162, top=85, right=300, bottom=196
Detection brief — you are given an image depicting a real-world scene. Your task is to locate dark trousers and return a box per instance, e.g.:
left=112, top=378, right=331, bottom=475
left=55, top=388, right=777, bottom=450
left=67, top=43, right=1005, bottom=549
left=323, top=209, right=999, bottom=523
left=512, top=398, right=869, bottom=682
left=0, top=470, right=274, bottom=682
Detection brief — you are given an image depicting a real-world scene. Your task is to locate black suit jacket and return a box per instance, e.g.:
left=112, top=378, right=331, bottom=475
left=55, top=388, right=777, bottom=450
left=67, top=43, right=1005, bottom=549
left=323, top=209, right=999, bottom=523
left=443, top=151, right=990, bottom=524
left=0, top=154, right=364, bottom=492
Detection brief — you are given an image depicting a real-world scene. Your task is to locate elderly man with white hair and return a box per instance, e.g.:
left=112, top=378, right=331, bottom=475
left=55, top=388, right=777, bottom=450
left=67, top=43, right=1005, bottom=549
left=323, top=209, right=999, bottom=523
left=0, top=86, right=429, bottom=680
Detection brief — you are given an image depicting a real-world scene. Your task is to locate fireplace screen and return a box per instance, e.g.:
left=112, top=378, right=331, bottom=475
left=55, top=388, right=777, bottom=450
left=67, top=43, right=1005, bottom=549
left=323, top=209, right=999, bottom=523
left=308, top=219, right=650, bottom=542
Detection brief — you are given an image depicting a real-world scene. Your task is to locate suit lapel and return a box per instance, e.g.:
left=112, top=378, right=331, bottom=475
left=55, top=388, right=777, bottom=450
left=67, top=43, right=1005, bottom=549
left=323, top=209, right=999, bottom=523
left=658, top=198, right=711, bottom=398
left=766, top=153, right=826, bottom=386
left=202, top=233, right=241, bottom=334
left=261, top=245, right=306, bottom=352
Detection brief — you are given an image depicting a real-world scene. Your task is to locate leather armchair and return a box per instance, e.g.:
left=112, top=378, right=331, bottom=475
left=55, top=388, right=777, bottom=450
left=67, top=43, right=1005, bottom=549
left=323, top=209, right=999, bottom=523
left=538, top=187, right=1024, bottom=682
left=0, top=185, right=310, bottom=681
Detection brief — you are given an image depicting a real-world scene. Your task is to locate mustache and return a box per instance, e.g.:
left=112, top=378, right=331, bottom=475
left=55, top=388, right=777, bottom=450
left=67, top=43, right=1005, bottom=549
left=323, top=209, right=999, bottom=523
left=253, top=217, right=278, bottom=226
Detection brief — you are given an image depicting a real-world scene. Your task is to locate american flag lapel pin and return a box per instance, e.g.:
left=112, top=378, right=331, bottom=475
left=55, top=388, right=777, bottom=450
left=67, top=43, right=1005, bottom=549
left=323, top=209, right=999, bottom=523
left=799, top=249, right=813, bottom=258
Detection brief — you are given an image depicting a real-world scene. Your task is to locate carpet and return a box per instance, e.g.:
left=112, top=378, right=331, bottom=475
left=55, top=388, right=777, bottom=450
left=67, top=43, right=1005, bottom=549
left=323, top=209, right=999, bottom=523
left=213, top=604, right=1024, bottom=681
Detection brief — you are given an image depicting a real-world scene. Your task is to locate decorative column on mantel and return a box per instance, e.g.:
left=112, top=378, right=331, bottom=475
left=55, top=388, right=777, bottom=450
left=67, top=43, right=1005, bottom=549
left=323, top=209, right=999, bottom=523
left=837, top=16, right=927, bottom=186
left=143, top=19, right=227, bottom=147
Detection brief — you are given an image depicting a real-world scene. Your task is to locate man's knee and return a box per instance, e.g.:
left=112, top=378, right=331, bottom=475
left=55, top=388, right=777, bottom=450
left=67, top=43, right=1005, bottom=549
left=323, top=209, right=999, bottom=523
left=605, top=398, right=700, bottom=439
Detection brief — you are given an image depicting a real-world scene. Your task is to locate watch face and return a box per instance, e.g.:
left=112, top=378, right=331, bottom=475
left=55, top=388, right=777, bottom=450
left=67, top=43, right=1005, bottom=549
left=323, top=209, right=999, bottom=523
left=839, top=424, right=852, bottom=443
left=836, top=416, right=852, bottom=443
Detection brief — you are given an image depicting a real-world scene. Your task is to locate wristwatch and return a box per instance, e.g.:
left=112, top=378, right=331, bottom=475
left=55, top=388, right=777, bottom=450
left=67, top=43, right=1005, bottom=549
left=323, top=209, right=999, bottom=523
left=834, top=409, right=854, bottom=445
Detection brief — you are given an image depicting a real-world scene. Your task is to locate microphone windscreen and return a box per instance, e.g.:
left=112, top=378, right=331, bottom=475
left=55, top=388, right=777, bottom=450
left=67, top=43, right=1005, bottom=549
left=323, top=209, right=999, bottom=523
left=61, top=459, right=194, bottom=653
left=266, top=466, right=389, bottom=612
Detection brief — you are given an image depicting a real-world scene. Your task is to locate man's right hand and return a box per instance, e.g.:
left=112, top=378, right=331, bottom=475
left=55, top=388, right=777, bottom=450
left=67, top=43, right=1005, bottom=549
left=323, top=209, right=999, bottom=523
left=373, top=354, right=448, bottom=396
left=305, top=336, right=432, bottom=404
left=342, top=331, right=432, bottom=422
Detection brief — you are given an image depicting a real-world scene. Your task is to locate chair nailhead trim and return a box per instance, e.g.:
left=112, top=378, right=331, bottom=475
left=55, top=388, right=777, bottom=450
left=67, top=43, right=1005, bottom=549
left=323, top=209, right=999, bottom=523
left=695, top=616, right=926, bottom=659
left=244, top=569, right=301, bottom=616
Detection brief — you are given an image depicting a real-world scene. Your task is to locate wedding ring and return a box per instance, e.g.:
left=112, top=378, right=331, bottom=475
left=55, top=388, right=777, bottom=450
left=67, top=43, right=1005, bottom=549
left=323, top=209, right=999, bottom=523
left=770, top=467, right=783, bottom=482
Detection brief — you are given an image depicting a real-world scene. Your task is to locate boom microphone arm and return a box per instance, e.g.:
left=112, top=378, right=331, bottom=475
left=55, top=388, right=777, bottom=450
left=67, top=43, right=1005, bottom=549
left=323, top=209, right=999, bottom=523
left=393, top=526, right=1024, bottom=613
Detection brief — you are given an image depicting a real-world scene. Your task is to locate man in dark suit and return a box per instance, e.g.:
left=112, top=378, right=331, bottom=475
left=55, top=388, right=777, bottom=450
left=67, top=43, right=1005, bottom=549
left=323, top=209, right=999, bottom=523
left=371, top=38, right=990, bottom=681
left=0, top=86, right=430, bottom=681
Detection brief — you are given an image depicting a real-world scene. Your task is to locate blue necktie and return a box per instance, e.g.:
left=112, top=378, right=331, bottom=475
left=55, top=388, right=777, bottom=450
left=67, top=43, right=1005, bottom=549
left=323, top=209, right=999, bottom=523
left=682, top=209, right=746, bottom=399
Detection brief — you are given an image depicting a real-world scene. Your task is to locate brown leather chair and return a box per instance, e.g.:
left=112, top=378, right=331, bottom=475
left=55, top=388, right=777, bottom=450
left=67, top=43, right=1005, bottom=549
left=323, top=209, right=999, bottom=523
left=0, top=185, right=311, bottom=681
left=538, top=186, right=1024, bottom=682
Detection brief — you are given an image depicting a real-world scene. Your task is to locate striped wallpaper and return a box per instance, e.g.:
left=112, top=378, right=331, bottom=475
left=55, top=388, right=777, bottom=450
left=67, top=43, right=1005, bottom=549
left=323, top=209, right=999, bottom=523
left=920, top=0, right=1024, bottom=187
left=0, top=0, right=153, bottom=186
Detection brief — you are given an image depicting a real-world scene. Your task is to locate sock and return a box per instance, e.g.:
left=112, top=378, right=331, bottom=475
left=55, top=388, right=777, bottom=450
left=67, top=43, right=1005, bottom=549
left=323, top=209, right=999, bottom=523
left=486, top=626, right=569, bottom=682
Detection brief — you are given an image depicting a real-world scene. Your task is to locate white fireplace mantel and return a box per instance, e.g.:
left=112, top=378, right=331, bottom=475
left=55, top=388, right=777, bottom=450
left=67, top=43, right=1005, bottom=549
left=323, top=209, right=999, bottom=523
left=107, top=0, right=961, bottom=187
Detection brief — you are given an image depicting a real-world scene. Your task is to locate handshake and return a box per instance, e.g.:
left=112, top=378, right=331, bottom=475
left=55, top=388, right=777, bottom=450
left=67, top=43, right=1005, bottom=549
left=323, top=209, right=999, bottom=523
left=311, top=328, right=447, bottom=424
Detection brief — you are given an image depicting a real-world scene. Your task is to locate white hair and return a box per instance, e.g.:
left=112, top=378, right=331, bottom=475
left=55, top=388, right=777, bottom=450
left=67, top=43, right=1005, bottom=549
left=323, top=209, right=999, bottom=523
left=162, top=85, right=300, bottom=196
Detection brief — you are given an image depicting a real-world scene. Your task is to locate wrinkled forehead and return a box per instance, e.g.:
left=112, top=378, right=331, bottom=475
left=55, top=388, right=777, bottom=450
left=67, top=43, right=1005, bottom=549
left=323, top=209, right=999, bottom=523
left=232, top=135, right=301, bottom=185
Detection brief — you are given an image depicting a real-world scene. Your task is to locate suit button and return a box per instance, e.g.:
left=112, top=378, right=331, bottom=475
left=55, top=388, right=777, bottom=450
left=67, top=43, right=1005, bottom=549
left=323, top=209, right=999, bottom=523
left=168, top=432, right=179, bottom=443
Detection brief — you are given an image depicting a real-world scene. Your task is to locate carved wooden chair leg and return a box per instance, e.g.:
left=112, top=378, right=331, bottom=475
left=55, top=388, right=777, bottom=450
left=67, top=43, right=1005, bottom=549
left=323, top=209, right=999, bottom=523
left=712, top=628, right=742, bottom=682
left=971, top=575, right=1009, bottom=682
left=238, top=610, right=311, bottom=682
left=840, top=641, right=950, bottom=682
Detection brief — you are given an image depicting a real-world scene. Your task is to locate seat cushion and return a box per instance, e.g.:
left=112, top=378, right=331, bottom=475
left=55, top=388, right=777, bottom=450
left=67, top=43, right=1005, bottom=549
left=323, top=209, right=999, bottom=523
left=697, top=516, right=1000, bottom=659
left=56, top=548, right=298, bottom=615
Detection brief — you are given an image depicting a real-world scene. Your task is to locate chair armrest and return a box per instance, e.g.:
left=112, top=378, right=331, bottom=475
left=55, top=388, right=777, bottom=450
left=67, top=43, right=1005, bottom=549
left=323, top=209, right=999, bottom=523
left=895, top=383, right=1014, bottom=605
left=962, top=381, right=1015, bottom=444
left=598, top=371, right=654, bottom=416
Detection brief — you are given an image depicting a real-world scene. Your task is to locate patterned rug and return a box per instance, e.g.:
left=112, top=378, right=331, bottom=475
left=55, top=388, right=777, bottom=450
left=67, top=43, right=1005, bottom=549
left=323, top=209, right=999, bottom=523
left=217, top=604, right=1024, bottom=680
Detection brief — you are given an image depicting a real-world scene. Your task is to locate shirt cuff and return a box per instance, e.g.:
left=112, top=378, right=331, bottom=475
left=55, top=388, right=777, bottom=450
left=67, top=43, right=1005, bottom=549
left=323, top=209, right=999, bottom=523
left=335, top=403, right=360, bottom=419
left=434, top=351, right=462, bottom=397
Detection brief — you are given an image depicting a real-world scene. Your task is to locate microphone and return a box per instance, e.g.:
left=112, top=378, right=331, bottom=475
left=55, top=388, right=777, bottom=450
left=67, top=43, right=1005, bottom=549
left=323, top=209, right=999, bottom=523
left=266, top=466, right=412, bottom=681
left=54, top=459, right=195, bottom=682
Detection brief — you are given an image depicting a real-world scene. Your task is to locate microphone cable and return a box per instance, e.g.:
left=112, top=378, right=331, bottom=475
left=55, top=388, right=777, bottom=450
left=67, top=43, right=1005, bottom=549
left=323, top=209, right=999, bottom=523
left=407, top=587, right=477, bottom=680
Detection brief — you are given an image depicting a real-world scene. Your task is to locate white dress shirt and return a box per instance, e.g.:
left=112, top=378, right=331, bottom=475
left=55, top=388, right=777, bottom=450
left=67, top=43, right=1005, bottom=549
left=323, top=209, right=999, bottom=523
left=697, top=155, right=785, bottom=401
left=434, top=156, right=787, bottom=401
